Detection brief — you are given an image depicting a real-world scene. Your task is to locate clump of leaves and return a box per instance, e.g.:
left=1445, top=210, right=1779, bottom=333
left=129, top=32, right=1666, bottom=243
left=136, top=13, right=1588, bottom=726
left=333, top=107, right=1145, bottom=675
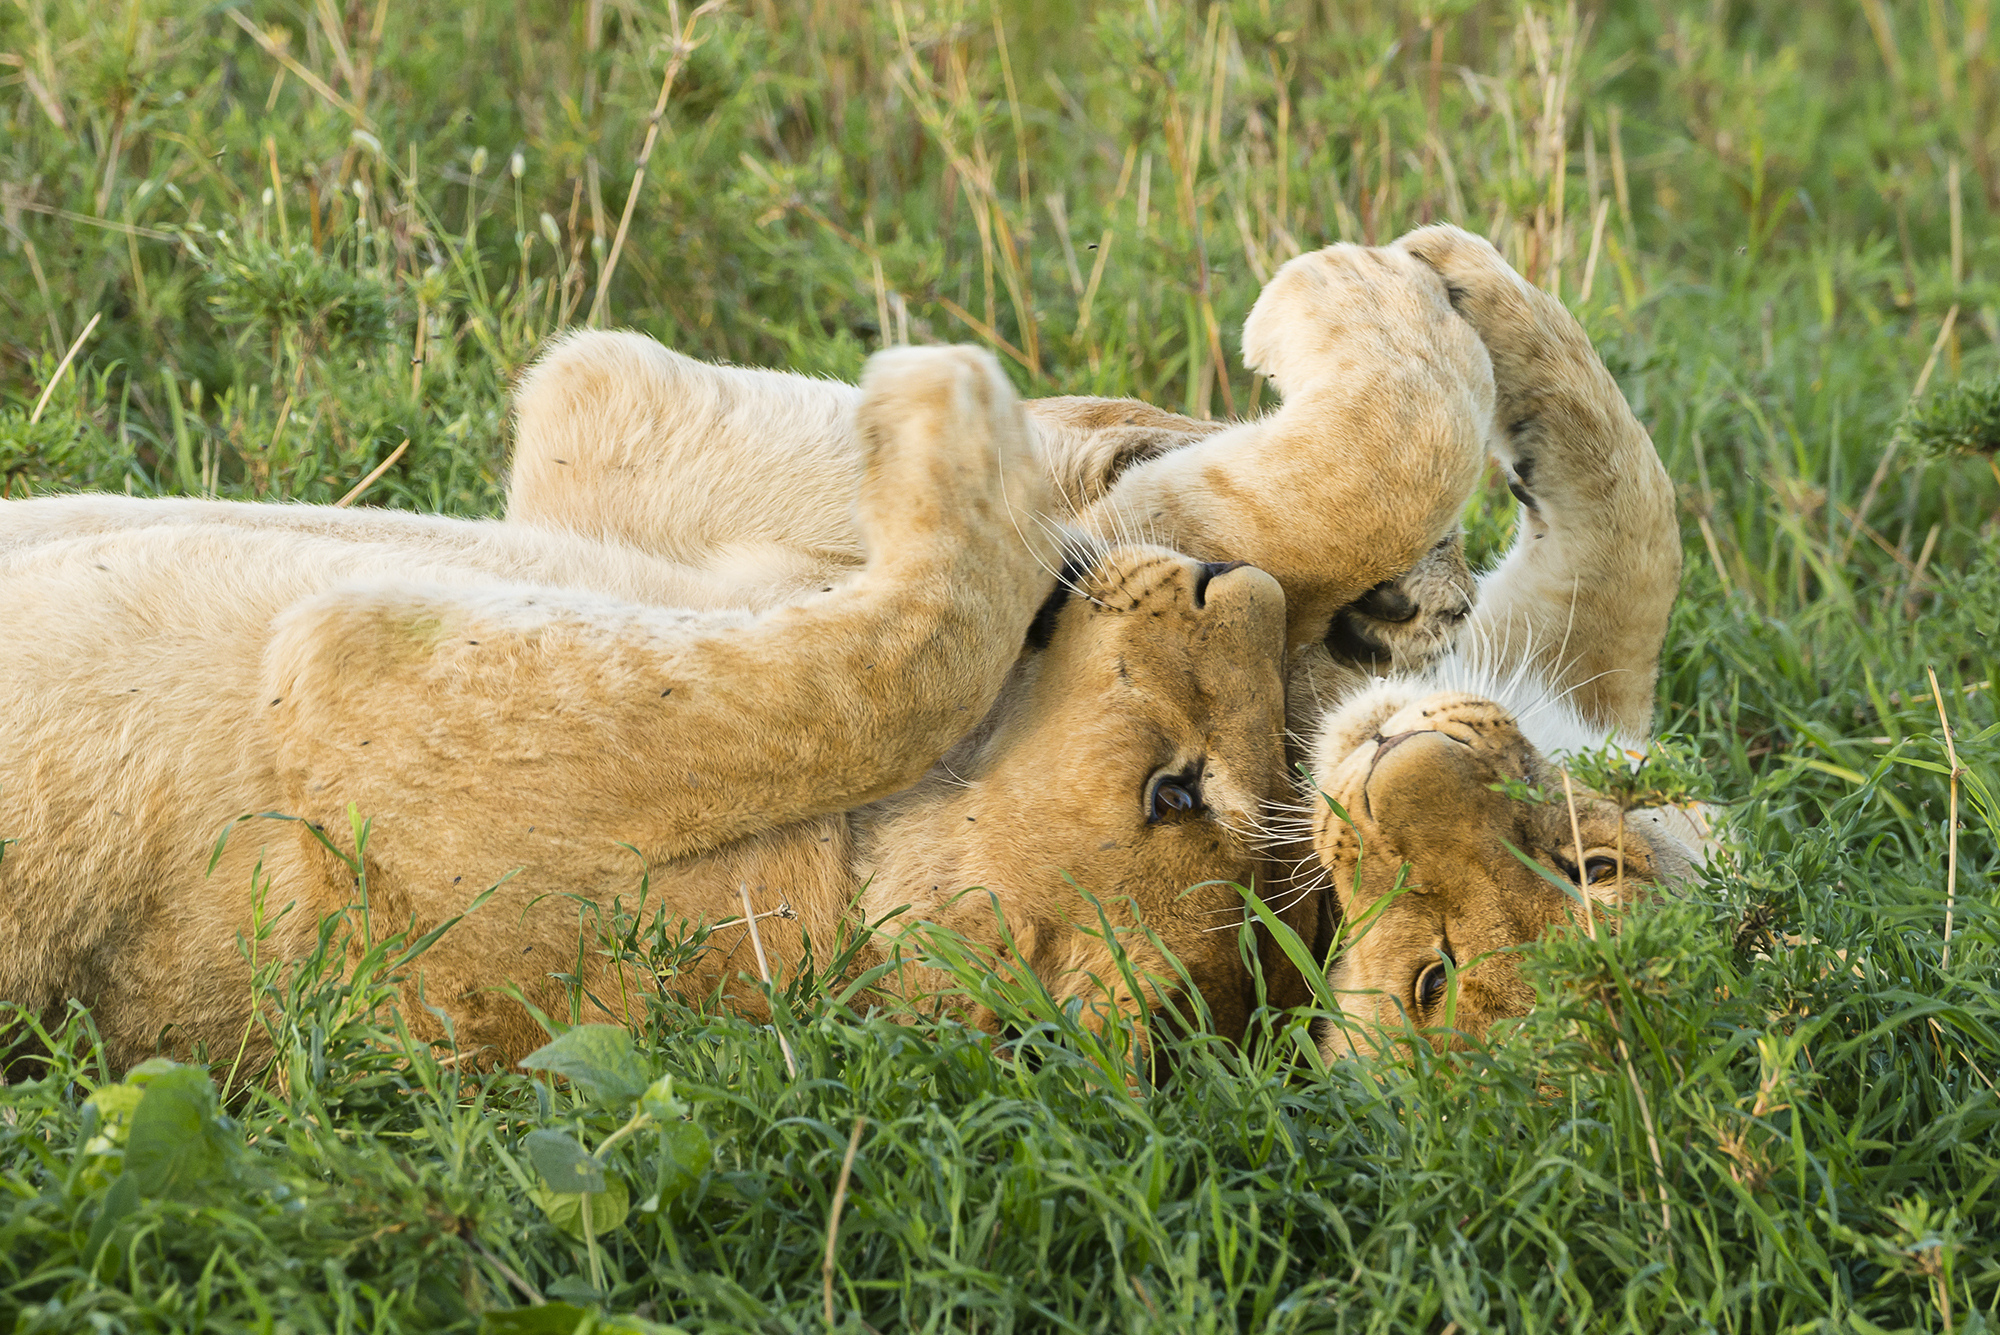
left=1560, top=733, right=1714, bottom=812
left=1896, top=374, right=2000, bottom=458
left=196, top=230, right=399, bottom=348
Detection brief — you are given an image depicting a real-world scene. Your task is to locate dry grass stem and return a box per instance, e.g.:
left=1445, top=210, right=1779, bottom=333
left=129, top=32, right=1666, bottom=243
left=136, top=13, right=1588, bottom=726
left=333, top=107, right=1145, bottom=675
left=226, top=10, right=370, bottom=126
left=1926, top=666, right=1962, bottom=970
left=589, top=0, right=725, bottom=328
left=738, top=881, right=798, bottom=1080
left=821, top=1115, right=866, bottom=1328
left=333, top=439, right=409, bottom=508
left=27, top=310, right=101, bottom=426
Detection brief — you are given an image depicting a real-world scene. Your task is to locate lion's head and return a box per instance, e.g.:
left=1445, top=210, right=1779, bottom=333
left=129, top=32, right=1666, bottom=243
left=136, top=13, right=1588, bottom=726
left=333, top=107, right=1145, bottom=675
left=1302, top=673, right=1710, bottom=1059
left=858, top=538, right=1288, bottom=1043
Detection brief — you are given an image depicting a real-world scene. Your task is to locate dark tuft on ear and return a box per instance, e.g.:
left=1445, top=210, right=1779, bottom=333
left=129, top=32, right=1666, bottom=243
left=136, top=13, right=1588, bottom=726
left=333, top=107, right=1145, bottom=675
left=1024, top=550, right=1092, bottom=651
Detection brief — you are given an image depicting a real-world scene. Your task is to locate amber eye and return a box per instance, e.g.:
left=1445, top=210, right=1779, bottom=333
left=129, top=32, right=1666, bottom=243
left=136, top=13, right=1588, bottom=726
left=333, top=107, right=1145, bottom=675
left=1584, top=856, right=1621, bottom=886
left=1147, top=770, right=1203, bottom=822
left=1415, top=950, right=1456, bottom=1009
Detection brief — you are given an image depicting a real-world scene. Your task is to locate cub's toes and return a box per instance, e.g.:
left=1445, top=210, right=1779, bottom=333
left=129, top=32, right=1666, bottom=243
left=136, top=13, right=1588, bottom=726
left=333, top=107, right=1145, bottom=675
left=1241, top=242, right=1483, bottom=400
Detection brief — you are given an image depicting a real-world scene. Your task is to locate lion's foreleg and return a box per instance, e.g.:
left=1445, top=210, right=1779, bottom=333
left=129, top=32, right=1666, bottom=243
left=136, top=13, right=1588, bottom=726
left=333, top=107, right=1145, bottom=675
left=276, top=346, right=1060, bottom=866
left=1397, top=225, right=1680, bottom=741
left=1085, top=244, right=1493, bottom=654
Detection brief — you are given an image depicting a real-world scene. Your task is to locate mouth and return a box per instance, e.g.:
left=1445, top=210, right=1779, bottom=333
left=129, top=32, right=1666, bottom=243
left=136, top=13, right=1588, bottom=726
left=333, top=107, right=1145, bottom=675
left=1355, top=726, right=1475, bottom=819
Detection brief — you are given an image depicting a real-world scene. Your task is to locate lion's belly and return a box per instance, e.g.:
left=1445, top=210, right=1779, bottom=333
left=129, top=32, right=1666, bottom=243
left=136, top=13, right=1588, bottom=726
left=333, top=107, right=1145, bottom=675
left=0, top=529, right=326, bottom=1061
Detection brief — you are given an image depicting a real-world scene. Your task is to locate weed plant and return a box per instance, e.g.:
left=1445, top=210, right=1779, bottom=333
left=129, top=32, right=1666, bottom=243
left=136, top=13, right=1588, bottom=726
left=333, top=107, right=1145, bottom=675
left=3, top=0, right=2000, bottom=1330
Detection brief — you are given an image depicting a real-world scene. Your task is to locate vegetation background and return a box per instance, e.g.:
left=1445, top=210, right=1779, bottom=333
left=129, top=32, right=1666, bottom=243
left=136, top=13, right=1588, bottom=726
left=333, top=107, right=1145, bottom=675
left=3, top=0, right=1999, bottom=1330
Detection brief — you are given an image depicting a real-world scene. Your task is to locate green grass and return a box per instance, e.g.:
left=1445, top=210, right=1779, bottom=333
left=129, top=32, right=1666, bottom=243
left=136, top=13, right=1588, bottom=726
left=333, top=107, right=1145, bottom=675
left=4, top=0, right=2000, bottom=1330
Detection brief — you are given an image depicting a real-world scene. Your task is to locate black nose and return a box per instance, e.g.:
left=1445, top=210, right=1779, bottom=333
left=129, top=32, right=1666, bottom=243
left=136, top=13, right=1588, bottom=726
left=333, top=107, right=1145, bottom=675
left=1355, top=578, right=1419, bottom=623
left=1192, top=560, right=1249, bottom=608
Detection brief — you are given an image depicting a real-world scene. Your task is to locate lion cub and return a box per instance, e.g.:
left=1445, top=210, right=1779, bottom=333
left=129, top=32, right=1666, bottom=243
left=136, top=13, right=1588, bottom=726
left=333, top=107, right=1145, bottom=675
left=0, top=348, right=1291, bottom=1068
left=1300, top=226, right=1711, bottom=1058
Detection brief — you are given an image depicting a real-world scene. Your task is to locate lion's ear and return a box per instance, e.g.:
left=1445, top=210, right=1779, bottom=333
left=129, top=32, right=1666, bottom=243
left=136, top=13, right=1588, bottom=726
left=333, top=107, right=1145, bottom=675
left=1625, top=804, right=1722, bottom=885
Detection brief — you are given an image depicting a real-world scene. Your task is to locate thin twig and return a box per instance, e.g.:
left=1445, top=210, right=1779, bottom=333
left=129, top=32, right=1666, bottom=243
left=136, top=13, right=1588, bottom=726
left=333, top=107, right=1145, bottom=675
left=28, top=311, right=102, bottom=425
left=822, top=1115, right=866, bottom=1327
left=226, top=10, right=371, bottom=126
left=738, top=881, right=798, bottom=1079
left=334, top=439, right=408, bottom=508
left=1926, top=666, right=1962, bottom=970
left=588, top=1, right=725, bottom=327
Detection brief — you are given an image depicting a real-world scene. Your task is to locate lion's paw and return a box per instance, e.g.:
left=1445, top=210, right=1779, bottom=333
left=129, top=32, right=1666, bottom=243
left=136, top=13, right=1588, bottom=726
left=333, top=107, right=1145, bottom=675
left=1393, top=224, right=1630, bottom=501
left=852, top=346, right=1055, bottom=564
left=1322, top=532, right=1475, bottom=675
left=1241, top=244, right=1490, bottom=394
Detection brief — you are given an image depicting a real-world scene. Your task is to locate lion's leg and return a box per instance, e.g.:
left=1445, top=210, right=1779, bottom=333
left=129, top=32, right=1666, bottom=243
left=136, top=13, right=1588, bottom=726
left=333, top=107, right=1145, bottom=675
left=277, top=346, right=1059, bottom=865
left=508, top=332, right=1218, bottom=581
left=1082, top=244, right=1494, bottom=655
left=507, top=331, right=868, bottom=587
left=1395, top=225, right=1680, bottom=741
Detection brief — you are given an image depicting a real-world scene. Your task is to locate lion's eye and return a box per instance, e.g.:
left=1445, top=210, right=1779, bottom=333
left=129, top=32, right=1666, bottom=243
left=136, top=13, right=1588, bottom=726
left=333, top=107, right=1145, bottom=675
left=1146, top=770, right=1204, bottom=822
left=1584, top=856, right=1621, bottom=885
left=1416, top=951, right=1456, bottom=1008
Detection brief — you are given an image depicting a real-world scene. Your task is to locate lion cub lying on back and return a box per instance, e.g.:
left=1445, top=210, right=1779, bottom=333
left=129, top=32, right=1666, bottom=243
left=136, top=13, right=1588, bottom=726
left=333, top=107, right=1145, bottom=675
left=0, top=244, right=1500, bottom=1069
left=507, top=226, right=1712, bottom=1055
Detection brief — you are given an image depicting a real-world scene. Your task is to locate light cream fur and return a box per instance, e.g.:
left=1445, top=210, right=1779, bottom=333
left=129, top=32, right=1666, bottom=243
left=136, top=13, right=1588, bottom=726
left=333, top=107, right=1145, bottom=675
left=0, top=346, right=1291, bottom=1069
left=507, top=244, right=1495, bottom=662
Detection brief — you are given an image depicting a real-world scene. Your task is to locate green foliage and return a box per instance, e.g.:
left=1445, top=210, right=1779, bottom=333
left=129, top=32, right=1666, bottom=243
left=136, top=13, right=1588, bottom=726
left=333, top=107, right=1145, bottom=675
left=1900, top=374, right=2000, bottom=458
left=4, top=0, right=2000, bottom=1329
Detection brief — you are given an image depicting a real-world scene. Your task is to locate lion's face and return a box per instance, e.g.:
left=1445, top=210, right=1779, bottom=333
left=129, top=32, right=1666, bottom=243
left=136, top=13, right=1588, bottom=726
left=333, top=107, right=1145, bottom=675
left=861, top=542, right=1288, bottom=1042
left=1305, top=683, right=1701, bottom=1058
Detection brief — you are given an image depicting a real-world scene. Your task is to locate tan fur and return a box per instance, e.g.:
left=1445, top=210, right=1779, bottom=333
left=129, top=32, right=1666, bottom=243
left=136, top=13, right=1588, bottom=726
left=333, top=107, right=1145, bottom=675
left=0, top=347, right=1288, bottom=1069
left=503, top=228, right=1696, bottom=1057
left=1301, top=226, right=1698, bottom=1058
left=506, top=244, right=1494, bottom=662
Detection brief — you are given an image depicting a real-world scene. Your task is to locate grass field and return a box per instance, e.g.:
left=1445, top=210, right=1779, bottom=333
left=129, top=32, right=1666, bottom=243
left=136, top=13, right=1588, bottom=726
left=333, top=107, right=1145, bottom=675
left=4, top=0, right=2000, bottom=1330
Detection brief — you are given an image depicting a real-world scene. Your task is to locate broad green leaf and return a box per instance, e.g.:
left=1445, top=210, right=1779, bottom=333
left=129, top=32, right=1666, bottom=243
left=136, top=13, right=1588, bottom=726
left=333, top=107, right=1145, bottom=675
left=654, top=1121, right=712, bottom=1206
left=82, top=1171, right=140, bottom=1268
left=640, top=1076, right=686, bottom=1123
left=519, top=1024, right=651, bottom=1105
left=124, top=1065, right=233, bottom=1199
left=477, top=1301, right=590, bottom=1334
left=523, top=1129, right=604, bottom=1193
left=531, top=1171, right=630, bottom=1240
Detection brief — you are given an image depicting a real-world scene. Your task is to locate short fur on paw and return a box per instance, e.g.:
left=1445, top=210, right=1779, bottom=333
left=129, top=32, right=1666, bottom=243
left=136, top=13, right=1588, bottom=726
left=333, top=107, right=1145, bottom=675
left=1322, top=531, right=1475, bottom=675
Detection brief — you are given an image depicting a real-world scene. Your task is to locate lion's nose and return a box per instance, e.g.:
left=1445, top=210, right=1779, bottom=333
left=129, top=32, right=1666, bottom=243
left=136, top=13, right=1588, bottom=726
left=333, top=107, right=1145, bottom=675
left=1355, top=579, right=1418, bottom=623
left=1192, top=560, right=1249, bottom=609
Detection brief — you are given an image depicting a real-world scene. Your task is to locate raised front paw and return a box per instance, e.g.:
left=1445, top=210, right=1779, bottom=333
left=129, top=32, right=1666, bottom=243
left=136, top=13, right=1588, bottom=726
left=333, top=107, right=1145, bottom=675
left=1392, top=224, right=1632, bottom=489
left=1239, top=243, right=1494, bottom=436
left=852, top=346, right=1058, bottom=571
left=1323, top=532, right=1476, bottom=674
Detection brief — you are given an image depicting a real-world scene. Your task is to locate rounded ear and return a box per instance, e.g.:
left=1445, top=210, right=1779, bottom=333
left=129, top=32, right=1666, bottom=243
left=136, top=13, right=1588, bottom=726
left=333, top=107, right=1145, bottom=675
left=1624, top=803, right=1722, bottom=886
